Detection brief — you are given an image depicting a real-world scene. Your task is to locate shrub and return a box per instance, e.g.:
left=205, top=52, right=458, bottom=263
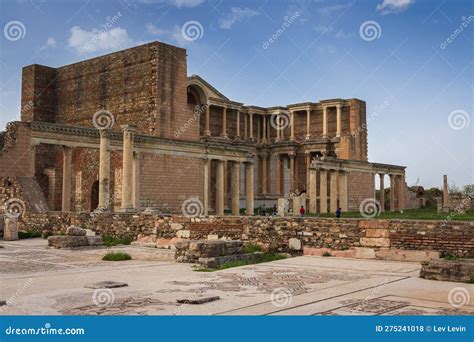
left=242, top=243, right=263, bottom=254
left=322, top=252, right=332, bottom=257
left=18, top=231, right=42, bottom=239
left=102, top=251, right=132, bottom=261
left=102, top=235, right=133, bottom=247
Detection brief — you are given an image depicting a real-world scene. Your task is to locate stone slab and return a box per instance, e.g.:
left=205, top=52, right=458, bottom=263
left=177, top=296, right=220, bottom=305
left=84, top=281, right=129, bottom=289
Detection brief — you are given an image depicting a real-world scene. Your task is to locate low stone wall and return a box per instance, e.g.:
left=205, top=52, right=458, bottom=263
left=420, top=259, right=474, bottom=283
left=16, top=212, right=474, bottom=258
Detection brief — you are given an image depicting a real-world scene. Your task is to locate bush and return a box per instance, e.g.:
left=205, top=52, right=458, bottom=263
left=18, top=231, right=42, bottom=239
left=102, top=235, right=133, bottom=247
left=322, top=252, right=332, bottom=257
left=242, top=243, right=263, bottom=254
left=102, top=251, right=132, bottom=261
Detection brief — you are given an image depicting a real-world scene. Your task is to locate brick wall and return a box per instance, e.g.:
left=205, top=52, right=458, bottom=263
left=0, top=122, right=35, bottom=177
left=16, top=213, right=474, bottom=257
left=21, top=42, right=196, bottom=142
left=347, top=171, right=374, bottom=211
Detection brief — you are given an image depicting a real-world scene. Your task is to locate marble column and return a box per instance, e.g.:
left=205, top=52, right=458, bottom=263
left=330, top=170, right=338, bottom=213
left=261, top=155, right=268, bottom=195
left=203, top=159, right=209, bottom=216
left=236, top=110, right=241, bottom=139
left=289, top=153, right=295, bottom=192
left=98, top=129, right=111, bottom=211
left=120, top=125, right=137, bottom=213
left=216, top=160, right=225, bottom=215
left=222, top=107, right=228, bottom=138
left=320, top=169, right=328, bottom=213
left=61, top=146, right=73, bottom=212
left=398, top=174, right=405, bottom=211
left=245, top=162, right=254, bottom=215
left=338, top=171, right=348, bottom=212
left=249, top=112, right=254, bottom=140
left=305, top=109, right=311, bottom=140
left=290, top=111, right=295, bottom=140
left=336, top=104, right=342, bottom=137
left=132, top=151, right=140, bottom=210
left=389, top=174, right=396, bottom=212
left=231, top=161, right=240, bottom=215
left=323, top=106, right=328, bottom=138
left=379, top=173, right=385, bottom=212
left=244, top=112, right=248, bottom=139
left=262, top=115, right=267, bottom=142
left=309, top=168, right=317, bottom=213
left=275, top=154, right=282, bottom=195
left=204, top=103, right=211, bottom=137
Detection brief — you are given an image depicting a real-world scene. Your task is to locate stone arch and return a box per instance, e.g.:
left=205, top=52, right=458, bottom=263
left=186, top=83, right=208, bottom=137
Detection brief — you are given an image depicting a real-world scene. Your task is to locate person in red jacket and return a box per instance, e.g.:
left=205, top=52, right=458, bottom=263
left=299, top=205, right=305, bottom=217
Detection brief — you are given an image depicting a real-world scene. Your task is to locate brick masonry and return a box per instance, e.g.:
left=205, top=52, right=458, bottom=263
left=16, top=214, right=474, bottom=258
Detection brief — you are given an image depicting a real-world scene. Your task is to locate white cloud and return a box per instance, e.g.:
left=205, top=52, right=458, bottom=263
left=218, top=7, right=259, bottom=29
left=376, top=0, right=414, bottom=15
left=146, top=23, right=192, bottom=46
left=317, top=3, right=353, bottom=15
left=46, top=37, right=56, bottom=47
left=139, top=0, right=204, bottom=7
left=68, top=26, right=135, bottom=54
left=335, top=29, right=353, bottom=39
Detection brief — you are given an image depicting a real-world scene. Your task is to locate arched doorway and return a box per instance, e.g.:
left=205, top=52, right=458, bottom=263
left=187, top=84, right=207, bottom=137
left=90, top=181, right=99, bottom=212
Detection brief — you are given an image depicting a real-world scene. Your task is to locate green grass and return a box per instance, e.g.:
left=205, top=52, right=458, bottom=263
left=443, top=254, right=461, bottom=260
left=322, top=252, right=332, bottom=257
left=307, top=206, right=474, bottom=221
left=195, top=252, right=287, bottom=272
left=242, top=243, right=263, bottom=254
left=102, top=235, right=134, bottom=247
left=18, top=231, right=42, bottom=239
left=102, top=251, right=132, bottom=261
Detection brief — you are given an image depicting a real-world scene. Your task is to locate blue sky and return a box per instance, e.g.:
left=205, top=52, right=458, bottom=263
left=0, top=0, right=472, bottom=188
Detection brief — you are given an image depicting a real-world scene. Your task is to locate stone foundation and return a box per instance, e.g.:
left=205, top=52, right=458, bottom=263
left=18, top=213, right=474, bottom=258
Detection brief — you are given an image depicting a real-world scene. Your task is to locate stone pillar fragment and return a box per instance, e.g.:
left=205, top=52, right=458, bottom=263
left=442, top=174, right=449, bottom=212
left=261, top=155, right=267, bottom=195
left=275, top=154, right=282, bottom=195
left=132, top=152, right=140, bottom=210
left=245, top=162, right=254, bottom=215
left=290, top=111, right=295, bottom=140
left=330, top=170, right=338, bottom=213
left=222, top=107, right=228, bottom=138
left=277, top=198, right=286, bottom=217
left=61, top=146, right=73, bottom=212
left=398, top=174, right=405, bottom=211
left=320, top=169, right=328, bottom=213
left=3, top=217, right=19, bottom=241
left=231, top=161, right=240, bottom=215
left=306, top=109, right=311, bottom=140
left=236, top=110, right=241, bottom=138
left=289, top=153, right=295, bottom=192
left=205, top=104, right=211, bottom=137
left=215, top=160, right=225, bottom=215
left=120, top=125, right=137, bottom=212
left=98, top=129, right=111, bottom=211
left=322, top=106, right=328, bottom=138
left=249, top=112, right=254, bottom=140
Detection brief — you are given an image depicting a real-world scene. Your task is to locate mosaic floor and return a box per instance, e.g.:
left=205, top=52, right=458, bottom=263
left=0, top=239, right=472, bottom=316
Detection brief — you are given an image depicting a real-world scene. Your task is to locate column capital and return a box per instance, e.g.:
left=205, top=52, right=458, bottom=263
left=121, top=124, right=137, bottom=132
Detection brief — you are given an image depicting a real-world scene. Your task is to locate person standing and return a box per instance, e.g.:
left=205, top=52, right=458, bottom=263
left=336, top=207, right=341, bottom=218
left=299, top=205, right=305, bottom=218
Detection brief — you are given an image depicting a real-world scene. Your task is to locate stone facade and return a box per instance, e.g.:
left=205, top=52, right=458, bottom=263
left=1, top=40, right=410, bottom=216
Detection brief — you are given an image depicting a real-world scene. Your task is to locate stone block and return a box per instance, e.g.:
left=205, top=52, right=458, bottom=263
left=420, top=259, right=474, bottom=282
left=176, top=230, right=190, bottom=238
left=360, top=237, right=390, bottom=247
left=48, top=236, right=89, bottom=248
left=66, top=226, right=86, bottom=236
left=171, top=223, right=183, bottom=231
left=207, top=234, right=219, bottom=240
left=289, top=238, right=302, bottom=250
left=86, top=236, right=103, bottom=246
left=353, top=247, right=376, bottom=259
left=359, top=220, right=389, bottom=230
left=375, top=248, right=439, bottom=262
left=277, top=198, right=286, bottom=217
left=365, top=228, right=389, bottom=238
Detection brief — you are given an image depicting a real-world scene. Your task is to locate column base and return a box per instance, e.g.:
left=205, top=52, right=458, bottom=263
left=93, top=207, right=112, bottom=214
left=204, top=130, right=211, bottom=137
left=221, top=133, right=229, bottom=139
left=305, top=135, right=310, bottom=140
